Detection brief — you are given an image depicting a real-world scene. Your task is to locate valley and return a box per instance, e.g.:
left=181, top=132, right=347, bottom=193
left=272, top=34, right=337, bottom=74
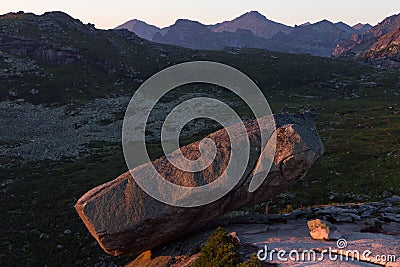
left=0, top=11, right=399, bottom=266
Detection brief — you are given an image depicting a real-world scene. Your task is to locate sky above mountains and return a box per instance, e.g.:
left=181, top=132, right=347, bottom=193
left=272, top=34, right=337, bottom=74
left=1, top=0, right=399, bottom=29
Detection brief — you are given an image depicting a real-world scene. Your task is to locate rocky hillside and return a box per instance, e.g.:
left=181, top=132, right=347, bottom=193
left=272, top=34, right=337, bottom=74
left=0, top=11, right=194, bottom=104
left=116, top=11, right=370, bottom=57
left=2, top=10, right=378, bottom=106
left=333, top=13, right=400, bottom=67
left=360, top=28, right=400, bottom=61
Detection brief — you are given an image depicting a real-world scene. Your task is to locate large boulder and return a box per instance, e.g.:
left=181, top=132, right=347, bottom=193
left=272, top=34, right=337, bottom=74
left=75, top=113, right=324, bottom=256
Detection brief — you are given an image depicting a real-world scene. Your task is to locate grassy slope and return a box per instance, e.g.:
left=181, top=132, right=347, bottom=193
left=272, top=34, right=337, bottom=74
left=0, top=12, right=399, bottom=266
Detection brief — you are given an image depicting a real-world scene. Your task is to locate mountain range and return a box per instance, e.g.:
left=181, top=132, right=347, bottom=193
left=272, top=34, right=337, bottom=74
left=116, top=11, right=373, bottom=57
left=1, top=10, right=390, bottom=105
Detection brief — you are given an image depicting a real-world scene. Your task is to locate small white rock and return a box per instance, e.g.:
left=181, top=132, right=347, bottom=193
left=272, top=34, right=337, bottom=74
left=63, top=229, right=72, bottom=235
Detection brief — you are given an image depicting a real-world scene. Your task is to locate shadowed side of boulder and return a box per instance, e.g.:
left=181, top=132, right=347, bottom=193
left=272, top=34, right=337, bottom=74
left=75, top=113, right=324, bottom=256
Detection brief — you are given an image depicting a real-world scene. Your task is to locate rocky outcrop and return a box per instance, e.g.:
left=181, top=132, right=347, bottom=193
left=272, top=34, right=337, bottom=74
left=75, top=113, right=324, bottom=256
left=359, top=28, right=400, bottom=66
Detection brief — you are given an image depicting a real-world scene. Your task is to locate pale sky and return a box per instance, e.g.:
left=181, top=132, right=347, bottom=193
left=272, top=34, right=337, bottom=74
left=1, top=0, right=399, bottom=29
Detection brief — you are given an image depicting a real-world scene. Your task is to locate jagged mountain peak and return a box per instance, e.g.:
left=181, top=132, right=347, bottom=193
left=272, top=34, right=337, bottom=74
left=352, top=23, right=372, bottom=30
left=209, top=10, right=291, bottom=39
left=237, top=10, right=268, bottom=21
left=334, top=21, right=356, bottom=33
left=314, top=19, right=334, bottom=26
left=307, top=19, right=340, bottom=33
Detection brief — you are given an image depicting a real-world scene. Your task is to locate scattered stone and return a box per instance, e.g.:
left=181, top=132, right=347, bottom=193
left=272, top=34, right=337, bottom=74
left=333, top=212, right=360, bottom=223
left=63, top=229, right=72, bottom=235
left=39, top=233, right=50, bottom=239
left=30, top=89, right=39, bottom=95
left=0, top=92, right=245, bottom=162
left=307, top=219, right=342, bottom=240
left=381, top=213, right=400, bottom=223
left=287, top=209, right=311, bottom=220
left=391, top=206, right=400, bottom=214
left=361, top=218, right=383, bottom=233
left=383, top=222, right=400, bottom=235
left=361, top=208, right=374, bottom=218
left=384, top=195, right=400, bottom=204
left=358, top=204, right=376, bottom=212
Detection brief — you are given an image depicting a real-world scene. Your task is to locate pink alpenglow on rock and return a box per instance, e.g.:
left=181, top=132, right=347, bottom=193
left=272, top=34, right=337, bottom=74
left=75, top=113, right=324, bottom=256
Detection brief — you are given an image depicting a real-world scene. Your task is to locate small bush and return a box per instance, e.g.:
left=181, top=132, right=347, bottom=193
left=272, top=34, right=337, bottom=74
left=192, top=227, right=262, bottom=267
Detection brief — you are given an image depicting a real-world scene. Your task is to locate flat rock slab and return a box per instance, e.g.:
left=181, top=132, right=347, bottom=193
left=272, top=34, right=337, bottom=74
left=125, top=217, right=399, bottom=267
left=129, top=219, right=400, bottom=267
left=124, top=198, right=400, bottom=266
left=227, top=220, right=400, bottom=266
left=75, top=113, right=325, bottom=256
